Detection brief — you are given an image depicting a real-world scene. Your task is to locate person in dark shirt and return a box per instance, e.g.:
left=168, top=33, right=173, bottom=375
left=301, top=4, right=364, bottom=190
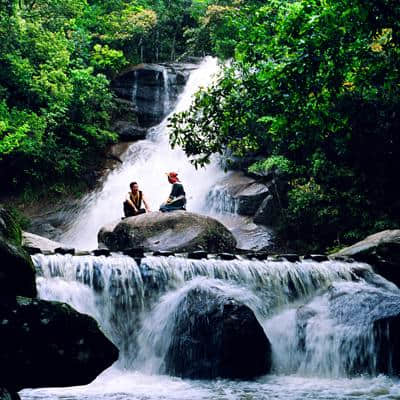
left=159, top=172, right=186, bottom=212
left=123, top=182, right=151, bottom=217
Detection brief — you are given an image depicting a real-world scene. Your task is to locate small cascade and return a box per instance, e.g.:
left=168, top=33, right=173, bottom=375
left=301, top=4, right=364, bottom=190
left=32, top=253, right=383, bottom=373
left=131, top=70, right=138, bottom=105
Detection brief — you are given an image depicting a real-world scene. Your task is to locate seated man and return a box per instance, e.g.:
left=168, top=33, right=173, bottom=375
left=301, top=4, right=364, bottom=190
left=123, top=182, right=150, bottom=217
left=160, top=172, right=186, bottom=212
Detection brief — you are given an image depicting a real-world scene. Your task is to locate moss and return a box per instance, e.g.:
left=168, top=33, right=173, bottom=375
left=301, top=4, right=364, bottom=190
left=0, top=205, right=22, bottom=246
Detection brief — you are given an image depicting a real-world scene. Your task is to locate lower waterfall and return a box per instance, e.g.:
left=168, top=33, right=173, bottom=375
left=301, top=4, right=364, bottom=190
left=20, top=254, right=400, bottom=400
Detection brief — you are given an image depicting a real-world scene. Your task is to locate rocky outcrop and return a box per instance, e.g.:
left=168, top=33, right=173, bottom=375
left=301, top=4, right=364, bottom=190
left=334, top=230, right=400, bottom=287
left=0, top=206, right=36, bottom=298
left=0, top=296, right=118, bottom=392
left=164, top=286, right=271, bottom=379
left=98, top=211, right=237, bottom=253
left=112, top=63, right=193, bottom=128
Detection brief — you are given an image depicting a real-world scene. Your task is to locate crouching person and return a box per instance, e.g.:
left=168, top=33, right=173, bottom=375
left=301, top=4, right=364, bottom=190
left=123, top=182, right=151, bottom=217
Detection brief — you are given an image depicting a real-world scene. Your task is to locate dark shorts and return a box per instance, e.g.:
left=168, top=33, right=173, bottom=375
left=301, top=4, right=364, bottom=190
left=123, top=201, right=146, bottom=217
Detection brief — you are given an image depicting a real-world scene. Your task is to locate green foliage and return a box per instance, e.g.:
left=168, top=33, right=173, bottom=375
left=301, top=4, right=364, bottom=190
left=171, top=0, right=400, bottom=251
left=248, top=156, right=293, bottom=175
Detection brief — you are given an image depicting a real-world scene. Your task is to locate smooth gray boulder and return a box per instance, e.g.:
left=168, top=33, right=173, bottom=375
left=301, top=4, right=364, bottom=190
left=22, top=232, right=63, bottom=254
left=98, top=211, right=237, bottom=253
left=209, top=172, right=270, bottom=216
left=334, top=230, right=400, bottom=287
left=164, top=286, right=271, bottom=379
left=0, top=296, right=118, bottom=392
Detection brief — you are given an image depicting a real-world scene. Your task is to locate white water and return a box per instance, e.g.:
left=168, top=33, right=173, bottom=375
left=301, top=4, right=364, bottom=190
left=21, top=254, right=400, bottom=399
left=60, top=57, right=226, bottom=250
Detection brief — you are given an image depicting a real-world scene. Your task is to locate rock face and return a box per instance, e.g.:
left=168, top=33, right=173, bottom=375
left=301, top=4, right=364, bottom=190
left=334, top=230, right=400, bottom=287
left=112, top=63, right=192, bottom=128
left=0, top=388, right=20, bottom=400
left=164, top=287, right=271, bottom=379
left=0, top=296, right=118, bottom=391
left=98, top=211, right=237, bottom=253
left=0, top=206, right=36, bottom=298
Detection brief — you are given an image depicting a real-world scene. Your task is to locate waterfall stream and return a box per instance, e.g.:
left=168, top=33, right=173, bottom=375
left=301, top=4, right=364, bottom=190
left=21, top=254, right=400, bottom=399
left=20, top=59, right=400, bottom=399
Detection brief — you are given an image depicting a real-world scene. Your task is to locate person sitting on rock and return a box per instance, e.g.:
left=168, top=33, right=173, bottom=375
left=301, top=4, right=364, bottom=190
left=123, top=182, right=151, bottom=217
left=159, top=172, right=186, bottom=212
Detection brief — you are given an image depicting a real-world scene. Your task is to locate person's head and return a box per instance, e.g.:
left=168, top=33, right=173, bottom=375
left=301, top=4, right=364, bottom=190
left=166, top=172, right=179, bottom=184
left=130, top=182, right=139, bottom=192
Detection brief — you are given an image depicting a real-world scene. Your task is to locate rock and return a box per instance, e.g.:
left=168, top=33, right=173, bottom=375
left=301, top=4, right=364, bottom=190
left=22, top=231, right=63, bottom=254
left=112, top=64, right=190, bottom=128
left=92, top=249, right=111, bottom=257
left=281, top=254, right=300, bottom=262
left=253, top=194, right=280, bottom=226
left=217, top=253, right=236, bottom=260
left=0, top=296, right=118, bottom=391
left=208, top=172, right=270, bottom=216
left=295, top=282, right=400, bottom=375
left=98, top=211, right=237, bottom=253
left=112, top=121, right=148, bottom=142
left=188, top=250, right=208, bottom=260
left=303, top=254, right=329, bottom=262
left=0, top=206, right=36, bottom=298
left=55, top=247, right=75, bottom=255
left=164, top=287, right=271, bottom=379
left=334, top=230, right=400, bottom=287
left=123, top=247, right=145, bottom=258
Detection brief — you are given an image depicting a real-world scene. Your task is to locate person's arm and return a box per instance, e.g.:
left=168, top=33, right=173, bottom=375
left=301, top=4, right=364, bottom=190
left=142, top=194, right=151, bottom=212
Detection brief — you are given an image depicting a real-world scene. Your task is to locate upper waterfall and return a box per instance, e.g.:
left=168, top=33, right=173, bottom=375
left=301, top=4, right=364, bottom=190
left=59, top=58, right=226, bottom=250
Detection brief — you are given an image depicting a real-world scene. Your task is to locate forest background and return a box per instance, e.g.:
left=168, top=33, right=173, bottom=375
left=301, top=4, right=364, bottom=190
left=1, top=0, right=399, bottom=251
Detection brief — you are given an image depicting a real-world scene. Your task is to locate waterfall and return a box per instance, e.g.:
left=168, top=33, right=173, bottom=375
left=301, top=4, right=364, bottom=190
left=59, top=57, right=226, bottom=250
left=32, top=253, right=397, bottom=377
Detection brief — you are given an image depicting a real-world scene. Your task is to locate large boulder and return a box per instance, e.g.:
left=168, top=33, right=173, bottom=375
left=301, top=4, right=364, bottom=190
left=98, top=211, right=237, bottom=253
left=112, top=63, right=191, bottom=128
left=0, top=206, right=36, bottom=298
left=334, top=230, right=400, bottom=287
left=295, top=281, right=400, bottom=376
left=0, top=296, right=118, bottom=391
left=164, top=286, right=271, bottom=379
left=208, top=172, right=270, bottom=216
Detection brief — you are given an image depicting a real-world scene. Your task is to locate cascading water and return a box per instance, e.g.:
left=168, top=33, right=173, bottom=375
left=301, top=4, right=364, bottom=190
left=59, top=57, right=226, bottom=250
left=21, top=253, right=400, bottom=399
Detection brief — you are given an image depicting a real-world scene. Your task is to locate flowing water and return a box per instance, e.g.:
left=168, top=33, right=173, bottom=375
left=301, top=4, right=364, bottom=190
left=21, top=254, right=400, bottom=399
left=20, top=59, right=400, bottom=399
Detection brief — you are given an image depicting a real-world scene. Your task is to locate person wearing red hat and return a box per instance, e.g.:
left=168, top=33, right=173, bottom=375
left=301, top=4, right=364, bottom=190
left=159, top=172, right=186, bottom=212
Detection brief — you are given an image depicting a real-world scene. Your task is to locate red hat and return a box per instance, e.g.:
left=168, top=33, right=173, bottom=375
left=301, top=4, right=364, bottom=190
left=166, top=172, right=180, bottom=182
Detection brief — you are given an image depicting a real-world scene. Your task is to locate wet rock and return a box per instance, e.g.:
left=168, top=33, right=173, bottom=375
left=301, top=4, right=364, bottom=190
left=0, top=296, right=118, bottom=391
left=164, top=286, right=271, bottom=379
left=303, top=254, right=329, bottom=262
left=281, top=254, right=300, bottom=262
left=253, top=194, right=280, bottom=226
left=112, top=64, right=190, bottom=128
left=55, top=247, right=75, bottom=255
left=188, top=250, right=208, bottom=260
left=123, top=247, right=145, bottom=258
left=0, top=206, right=36, bottom=298
left=217, top=253, right=236, bottom=261
left=333, top=230, right=400, bottom=287
left=98, top=211, right=237, bottom=253
left=153, top=250, right=175, bottom=257
left=112, top=121, right=148, bottom=142
left=92, top=249, right=111, bottom=257
left=210, top=172, right=270, bottom=216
